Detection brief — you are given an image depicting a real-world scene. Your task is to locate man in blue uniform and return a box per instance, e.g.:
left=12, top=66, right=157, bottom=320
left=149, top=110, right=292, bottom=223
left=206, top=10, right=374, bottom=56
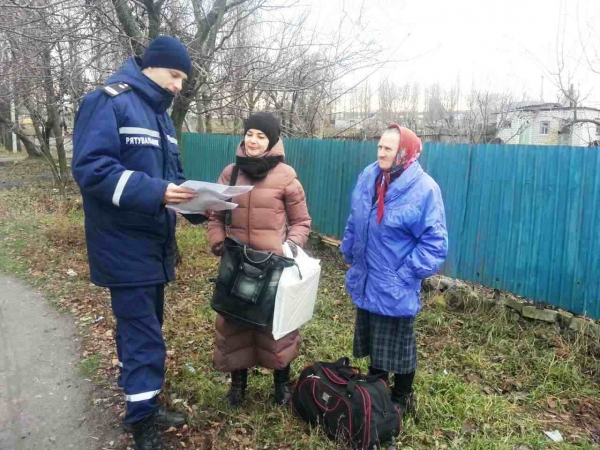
left=72, top=36, right=206, bottom=450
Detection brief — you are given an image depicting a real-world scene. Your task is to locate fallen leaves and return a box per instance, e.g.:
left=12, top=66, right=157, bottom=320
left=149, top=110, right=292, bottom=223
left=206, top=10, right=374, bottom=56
left=461, top=421, right=477, bottom=435
left=465, top=373, right=481, bottom=384
left=3, top=168, right=600, bottom=449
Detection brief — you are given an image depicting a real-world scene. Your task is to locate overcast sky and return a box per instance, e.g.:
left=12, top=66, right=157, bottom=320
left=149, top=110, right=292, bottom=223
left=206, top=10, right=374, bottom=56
left=289, top=0, right=600, bottom=107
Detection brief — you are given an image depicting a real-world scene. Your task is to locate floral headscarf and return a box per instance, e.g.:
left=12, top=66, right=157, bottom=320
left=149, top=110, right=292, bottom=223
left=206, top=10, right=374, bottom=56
left=387, top=123, right=423, bottom=174
left=376, top=124, right=423, bottom=224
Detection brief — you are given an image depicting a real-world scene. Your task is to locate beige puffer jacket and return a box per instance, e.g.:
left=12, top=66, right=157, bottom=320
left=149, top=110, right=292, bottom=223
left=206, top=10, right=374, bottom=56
left=208, top=139, right=311, bottom=253
left=207, top=139, right=311, bottom=372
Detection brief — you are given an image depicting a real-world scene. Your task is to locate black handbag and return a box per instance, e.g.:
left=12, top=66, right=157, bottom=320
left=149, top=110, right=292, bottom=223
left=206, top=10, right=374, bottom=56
left=211, top=237, right=297, bottom=328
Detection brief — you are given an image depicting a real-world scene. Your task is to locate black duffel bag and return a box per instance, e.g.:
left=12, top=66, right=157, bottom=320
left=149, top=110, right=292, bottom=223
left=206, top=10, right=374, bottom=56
left=211, top=237, right=298, bottom=329
left=292, top=357, right=402, bottom=450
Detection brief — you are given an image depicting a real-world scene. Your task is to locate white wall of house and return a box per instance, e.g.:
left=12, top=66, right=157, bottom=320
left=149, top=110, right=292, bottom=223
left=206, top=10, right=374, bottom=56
left=498, top=108, right=600, bottom=146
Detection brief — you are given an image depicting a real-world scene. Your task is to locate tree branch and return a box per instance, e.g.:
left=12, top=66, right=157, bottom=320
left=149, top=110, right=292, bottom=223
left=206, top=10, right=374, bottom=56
left=560, top=118, right=600, bottom=132
left=0, top=113, right=42, bottom=157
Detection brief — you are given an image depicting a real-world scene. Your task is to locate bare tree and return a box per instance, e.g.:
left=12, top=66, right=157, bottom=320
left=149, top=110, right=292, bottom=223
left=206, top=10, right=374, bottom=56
left=0, top=0, right=96, bottom=193
left=551, top=2, right=600, bottom=137
left=464, top=86, right=528, bottom=144
left=1, top=0, right=388, bottom=158
left=423, top=83, right=459, bottom=134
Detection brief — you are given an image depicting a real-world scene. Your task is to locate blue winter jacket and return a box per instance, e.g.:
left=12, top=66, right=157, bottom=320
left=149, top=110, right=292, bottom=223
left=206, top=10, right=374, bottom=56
left=72, top=57, right=202, bottom=288
left=341, top=161, right=448, bottom=317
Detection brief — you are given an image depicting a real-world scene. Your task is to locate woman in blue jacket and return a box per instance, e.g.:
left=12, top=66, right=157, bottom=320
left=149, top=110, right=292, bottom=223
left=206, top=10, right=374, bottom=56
left=341, top=124, right=448, bottom=415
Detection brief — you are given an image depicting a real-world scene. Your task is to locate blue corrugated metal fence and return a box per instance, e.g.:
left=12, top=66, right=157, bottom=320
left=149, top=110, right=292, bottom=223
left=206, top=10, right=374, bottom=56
left=181, top=133, right=600, bottom=318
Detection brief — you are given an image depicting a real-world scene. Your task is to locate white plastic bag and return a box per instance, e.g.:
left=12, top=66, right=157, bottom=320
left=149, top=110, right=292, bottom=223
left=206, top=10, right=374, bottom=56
left=272, top=243, right=321, bottom=340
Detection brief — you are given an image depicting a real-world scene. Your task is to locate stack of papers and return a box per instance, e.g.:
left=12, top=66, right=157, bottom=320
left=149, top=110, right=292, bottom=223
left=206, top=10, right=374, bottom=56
left=166, top=180, right=253, bottom=214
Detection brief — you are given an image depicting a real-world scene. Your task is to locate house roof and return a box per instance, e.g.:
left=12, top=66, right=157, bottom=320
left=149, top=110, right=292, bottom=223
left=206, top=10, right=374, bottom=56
left=494, top=102, right=600, bottom=115
left=513, top=102, right=562, bottom=110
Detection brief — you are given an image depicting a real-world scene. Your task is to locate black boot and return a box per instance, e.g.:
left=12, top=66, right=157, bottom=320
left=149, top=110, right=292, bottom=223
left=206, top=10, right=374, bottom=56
left=391, top=372, right=416, bottom=416
left=124, top=406, right=187, bottom=432
left=227, top=369, right=248, bottom=407
left=154, top=406, right=187, bottom=428
left=392, top=390, right=417, bottom=416
left=132, top=412, right=164, bottom=450
left=273, top=365, right=292, bottom=406
left=368, top=366, right=389, bottom=384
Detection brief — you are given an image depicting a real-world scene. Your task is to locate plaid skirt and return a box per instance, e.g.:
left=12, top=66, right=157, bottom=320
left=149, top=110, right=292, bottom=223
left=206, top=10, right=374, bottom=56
left=353, top=308, right=417, bottom=374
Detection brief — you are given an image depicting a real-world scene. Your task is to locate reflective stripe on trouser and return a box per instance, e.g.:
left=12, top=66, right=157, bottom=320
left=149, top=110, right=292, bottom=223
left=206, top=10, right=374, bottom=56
left=110, top=285, right=166, bottom=425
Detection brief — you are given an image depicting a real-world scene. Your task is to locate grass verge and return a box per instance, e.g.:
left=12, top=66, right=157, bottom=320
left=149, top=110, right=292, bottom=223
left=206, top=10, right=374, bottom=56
left=0, top=159, right=599, bottom=449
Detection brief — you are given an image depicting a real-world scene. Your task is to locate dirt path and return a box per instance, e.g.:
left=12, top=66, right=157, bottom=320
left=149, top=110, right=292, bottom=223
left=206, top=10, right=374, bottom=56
left=0, top=275, right=123, bottom=449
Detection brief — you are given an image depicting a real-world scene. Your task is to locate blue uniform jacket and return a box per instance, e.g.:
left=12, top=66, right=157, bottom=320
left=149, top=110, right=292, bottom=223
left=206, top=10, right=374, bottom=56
left=341, top=161, right=448, bottom=317
left=72, top=57, right=202, bottom=288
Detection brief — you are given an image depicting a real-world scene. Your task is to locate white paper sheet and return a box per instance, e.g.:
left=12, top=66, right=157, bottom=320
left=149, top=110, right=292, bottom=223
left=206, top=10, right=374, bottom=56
left=166, top=180, right=253, bottom=213
left=180, top=180, right=253, bottom=199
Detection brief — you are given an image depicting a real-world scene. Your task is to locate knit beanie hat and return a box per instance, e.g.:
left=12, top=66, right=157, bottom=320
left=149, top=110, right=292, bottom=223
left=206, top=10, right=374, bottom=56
left=141, top=36, right=192, bottom=77
left=243, top=112, right=281, bottom=151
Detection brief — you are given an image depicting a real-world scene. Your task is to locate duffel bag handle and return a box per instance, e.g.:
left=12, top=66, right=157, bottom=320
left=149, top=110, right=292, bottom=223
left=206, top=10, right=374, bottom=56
left=333, top=357, right=362, bottom=381
left=335, top=357, right=351, bottom=367
left=335, top=357, right=361, bottom=373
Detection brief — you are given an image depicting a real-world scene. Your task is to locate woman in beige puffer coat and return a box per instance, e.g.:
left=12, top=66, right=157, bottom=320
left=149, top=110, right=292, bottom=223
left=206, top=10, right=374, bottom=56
left=208, top=112, right=311, bottom=407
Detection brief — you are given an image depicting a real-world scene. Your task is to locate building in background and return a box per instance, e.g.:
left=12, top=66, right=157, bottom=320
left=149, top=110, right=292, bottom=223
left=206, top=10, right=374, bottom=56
left=496, top=103, right=600, bottom=147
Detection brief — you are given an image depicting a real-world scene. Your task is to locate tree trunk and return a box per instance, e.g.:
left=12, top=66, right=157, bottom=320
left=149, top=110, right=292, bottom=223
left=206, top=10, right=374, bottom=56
left=248, top=93, right=256, bottom=115
left=42, top=48, right=69, bottom=194
left=0, top=114, right=42, bottom=158
left=24, top=100, right=52, bottom=156
left=111, top=0, right=144, bottom=56
left=145, top=0, right=161, bottom=40
left=233, top=115, right=242, bottom=134
left=172, top=77, right=195, bottom=138
left=196, top=91, right=206, bottom=133
left=219, top=98, right=225, bottom=126
left=203, top=92, right=212, bottom=134
left=43, top=120, right=52, bottom=148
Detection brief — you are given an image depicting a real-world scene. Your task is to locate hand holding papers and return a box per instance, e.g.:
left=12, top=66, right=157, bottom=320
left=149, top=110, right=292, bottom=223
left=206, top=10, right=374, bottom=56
left=166, top=180, right=253, bottom=214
